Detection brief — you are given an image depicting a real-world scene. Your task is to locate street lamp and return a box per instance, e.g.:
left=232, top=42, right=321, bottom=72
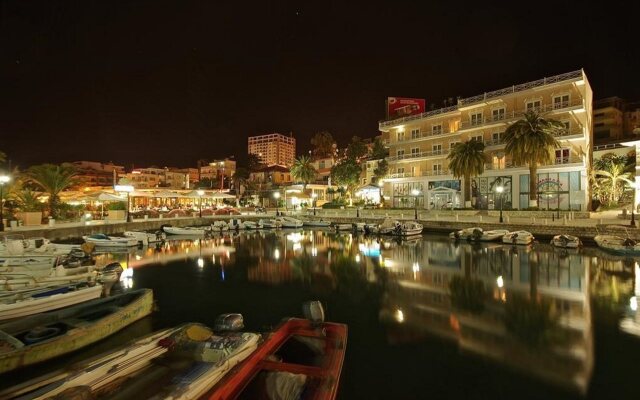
left=219, top=162, right=225, bottom=191
left=0, top=174, right=10, bottom=232
left=114, top=185, right=134, bottom=222
left=273, top=192, right=281, bottom=216
left=197, top=190, right=205, bottom=218
left=411, top=189, right=420, bottom=220
left=496, top=185, right=504, bottom=223
left=311, top=193, right=318, bottom=216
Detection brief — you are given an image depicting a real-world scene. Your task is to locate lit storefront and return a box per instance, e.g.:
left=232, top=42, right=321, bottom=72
left=519, top=171, right=584, bottom=211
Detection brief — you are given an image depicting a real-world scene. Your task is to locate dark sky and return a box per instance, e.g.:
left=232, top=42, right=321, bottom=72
left=1, top=0, right=638, bottom=170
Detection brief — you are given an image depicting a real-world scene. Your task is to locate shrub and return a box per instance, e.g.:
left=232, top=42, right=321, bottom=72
left=107, top=201, right=127, bottom=211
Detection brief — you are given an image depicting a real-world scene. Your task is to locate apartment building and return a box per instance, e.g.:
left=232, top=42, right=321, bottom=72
left=248, top=133, right=296, bottom=167
left=199, top=159, right=236, bottom=189
left=125, top=167, right=188, bottom=189
left=71, top=161, right=125, bottom=189
left=379, top=69, right=593, bottom=211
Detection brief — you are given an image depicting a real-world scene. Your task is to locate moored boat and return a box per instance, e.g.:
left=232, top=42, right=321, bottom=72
left=276, top=216, right=304, bottom=228
left=211, top=221, right=230, bottom=231
left=449, top=227, right=482, bottom=240
left=303, top=219, right=331, bottom=227
left=551, top=234, right=582, bottom=248
left=475, top=229, right=511, bottom=242
left=242, top=220, right=263, bottom=229
left=0, top=288, right=153, bottom=374
left=163, top=225, right=211, bottom=235
left=594, top=234, right=640, bottom=255
left=502, top=230, right=535, bottom=245
left=124, top=230, right=166, bottom=245
left=259, top=219, right=282, bottom=229
left=388, top=221, right=423, bottom=236
left=83, top=234, right=139, bottom=247
left=332, top=223, right=354, bottom=231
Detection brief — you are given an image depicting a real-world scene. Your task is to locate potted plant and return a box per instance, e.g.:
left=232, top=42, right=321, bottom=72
left=106, top=201, right=127, bottom=221
left=15, top=189, right=44, bottom=226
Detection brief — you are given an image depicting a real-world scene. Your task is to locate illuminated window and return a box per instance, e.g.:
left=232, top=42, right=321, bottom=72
left=411, top=128, right=420, bottom=139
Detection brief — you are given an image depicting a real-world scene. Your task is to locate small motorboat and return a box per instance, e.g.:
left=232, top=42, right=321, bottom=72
left=551, top=234, right=582, bottom=248
left=259, top=219, right=283, bottom=229
left=363, top=223, right=379, bottom=234
left=206, top=301, right=347, bottom=400
left=449, top=227, right=482, bottom=240
left=1, top=318, right=261, bottom=400
left=303, top=219, right=331, bottom=227
left=377, top=217, right=397, bottom=235
left=0, top=282, right=103, bottom=321
left=83, top=234, right=139, bottom=247
left=242, top=220, right=263, bottom=229
left=163, top=225, right=211, bottom=235
left=0, top=288, right=153, bottom=374
left=475, top=229, right=511, bottom=242
left=332, top=223, right=354, bottom=231
left=594, top=235, right=640, bottom=256
left=276, top=216, right=304, bottom=228
left=502, top=230, right=535, bottom=245
left=0, top=254, right=56, bottom=268
left=124, top=230, right=166, bottom=245
left=211, top=221, right=230, bottom=231
left=388, top=221, right=423, bottom=236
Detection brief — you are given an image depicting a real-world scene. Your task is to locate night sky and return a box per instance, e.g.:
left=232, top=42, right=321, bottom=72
left=1, top=0, right=638, bottom=169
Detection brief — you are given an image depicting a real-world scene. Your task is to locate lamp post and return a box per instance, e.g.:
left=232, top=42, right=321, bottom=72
left=312, top=193, right=317, bottom=216
left=0, top=174, right=10, bottom=232
left=197, top=190, right=205, bottom=218
left=115, top=185, right=134, bottom=222
left=274, top=192, right=281, bottom=216
left=411, top=189, right=420, bottom=220
left=219, top=162, right=225, bottom=191
left=496, top=185, right=504, bottom=223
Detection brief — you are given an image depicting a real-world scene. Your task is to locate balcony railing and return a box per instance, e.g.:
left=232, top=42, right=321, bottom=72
left=484, top=156, right=583, bottom=171
left=392, top=129, right=455, bottom=143
left=483, top=128, right=584, bottom=148
left=386, top=172, right=416, bottom=179
left=385, top=169, right=451, bottom=179
left=387, top=149, right=450, bottom=162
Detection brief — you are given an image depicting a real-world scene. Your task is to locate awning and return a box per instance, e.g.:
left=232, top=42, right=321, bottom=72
left=130, top=191, right=153, bottom=198
left=211, top=192, right=236, bottom=199
left=153, top=190, right=184, bottom=198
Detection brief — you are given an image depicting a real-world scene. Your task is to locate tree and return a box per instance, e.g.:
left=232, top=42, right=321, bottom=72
left=447, top=140, right=487, bottom=208
left=310, top=131, right=336, bottom=159
left=373, top=159, right=389, bottom=183
left=594, top=163, right=633, bottom=206
left=247, top=153, right=264, bottom=172
left=25, top=163, right=79, bottom=219
left=232, top=167, right=250, bottom=197
left=290, top=156, right=317, bottom=190
left=346, top=136, right=367, bottom=161
left=370, top=137, right=387, bottom=160
left=503, top=110, right=564, bottom=207
left=331, top=159, right=361, bottom=200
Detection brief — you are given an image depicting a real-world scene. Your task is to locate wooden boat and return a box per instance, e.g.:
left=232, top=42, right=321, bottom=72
left=0, top=282, right=103, bottom=321
left=124, top=230, right=166, bottom=245
left=1, top=321, right=261, bottom=400
left=594, top=234, right=640, bottom=255
left=502, top=230, right=535, bottom=245
left=303, top=220, right=331, bottom=227
left=83, top=234, right=139, bottom=247
left=276, top=216, right=304, bottom=228
left=0, top=288, right=153, bottom=374
left=259, top=219, right=282, bottom=229
left=205, top=317, right=347, bottom=400
left=550, top=234, right=582, bottom=248
left=474, top=229, right=511, bottom=242
left=163, top=225, right=211, bottom=235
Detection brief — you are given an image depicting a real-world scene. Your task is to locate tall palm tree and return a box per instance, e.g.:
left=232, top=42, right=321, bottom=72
left=25, top=163, right=79, bottom=219
left=503, top=110, right=564, bottom=207
left=447, top=139, right=487, bottom=208
left=232, top=167, right=250, bottom=201
left=290, top=156, right=317, bottom=190
left=595, top=163, right=633, bottom=205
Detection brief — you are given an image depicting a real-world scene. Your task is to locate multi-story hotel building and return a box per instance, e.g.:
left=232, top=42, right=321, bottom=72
left=248, top=133, right=296, bottom=167
left=379, top=70, right=593, bottom=211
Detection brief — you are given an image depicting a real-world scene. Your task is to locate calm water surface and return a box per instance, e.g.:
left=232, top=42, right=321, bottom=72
left=4, top=230, right=639, bottom=399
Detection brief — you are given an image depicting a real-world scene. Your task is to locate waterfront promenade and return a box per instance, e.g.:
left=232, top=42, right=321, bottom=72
left=1, top=209, right=637, bottom=242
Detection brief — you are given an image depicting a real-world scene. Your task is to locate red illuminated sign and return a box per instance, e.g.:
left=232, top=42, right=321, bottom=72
left=387, top=97, right=426, bottom=118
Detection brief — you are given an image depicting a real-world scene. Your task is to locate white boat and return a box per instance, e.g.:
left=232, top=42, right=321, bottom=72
left=449, top=227, right=483, bottom=240
left=0, top=283, right=103, bottom=321
left=594, top=235, right=640, bottom=256
left=242, top=220, right=263, bottom=229
left=550, top=234, right=582, bottom=248
left=259, top=219, right=282, bottom=229
left=163, top=225, right=210, bottom=235
left=211, top=220, right=230, bottom=231
left=0, top=254, right=57, bottom=267
left=276, top=216, right=303, bottom=228
left=227, top=218, right=243, bottom=230
left=383, top=221, right=423, bottom=236
left=1, top=322, right=261, bottom=400
left=124, top=230, right=166, bottom=245
left=0, top=270, right=97, bottom=291
left=378, top=218, right=397, bottom=235
left=83, top=234, right=139, bottom=247
left=502, top=230, right=535, bottom=245
left=475, top=229, right=511, bottom=242
left=303, top=220, right=331, bottom=227
left=333, top=223, right=354, bottom=231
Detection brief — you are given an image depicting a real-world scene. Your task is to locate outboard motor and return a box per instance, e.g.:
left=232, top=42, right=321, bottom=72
left=302, top=300, right=325, bottom=325
left=214, top=313, right=244, bottom=332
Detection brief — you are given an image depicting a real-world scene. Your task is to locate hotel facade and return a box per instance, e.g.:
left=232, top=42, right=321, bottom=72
left=379, top=70, right=593, bottom=211
left=248, top=133, right=296, bottom=167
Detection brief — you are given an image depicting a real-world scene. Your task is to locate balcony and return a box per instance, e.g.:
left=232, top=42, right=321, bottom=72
left=389, top=129, right=457, bottom=145
left=484, top=156, right=583, bottom=171
left=385, top=169, right=451, bottom=180
left=386, top=172, right=416, bottom=179
left=387, top=149, right=450, bottom=162
left=483, top=128, right=584, bottom=149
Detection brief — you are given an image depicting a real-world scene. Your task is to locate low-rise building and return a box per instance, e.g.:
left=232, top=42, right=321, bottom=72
left=71, top=161, right=125, bottom=190
left=125, top=167, right=188, bottom=189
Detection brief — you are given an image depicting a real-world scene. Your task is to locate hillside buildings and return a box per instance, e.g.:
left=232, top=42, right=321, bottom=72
left=248, top=133, right=296, bottom=167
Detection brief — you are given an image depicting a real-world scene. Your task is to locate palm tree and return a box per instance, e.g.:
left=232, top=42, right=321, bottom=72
left=290, top=156, right=317, bottom=190
left=595, top=163, right=633, bottom=206
left=447, top=139, right=487, bottom=208
left=232, top=167, right=250, bottom=202
left=25, top=163, right=79, bottom=219
left=503, top=110, right=564, bottom=207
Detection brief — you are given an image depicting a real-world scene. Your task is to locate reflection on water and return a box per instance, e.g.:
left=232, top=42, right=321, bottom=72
left=84, top=231, right=639, bottom=398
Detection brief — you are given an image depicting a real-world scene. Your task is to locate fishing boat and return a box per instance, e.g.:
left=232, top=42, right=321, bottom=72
left=259, top=219, right=282, bottom=229
left=276, top=216, right=304, bottom=228
left=124, top=230, right=166, bottom=245
left=0, top=282, right=103, bottom=321
left=0, top=270, right=97, bottom=291
left=0, top=254, right=56, bottom=268
left=594, top=235, right=640, bottom=256
left=550, top=234, right=582, bottom=248
left=0, top=288, right=153, bottom=374
left=1, top=318, right=261, bottom=400
left=502, top=230, right=535, bottom=245
left=205, top=301, right=347, bottom=400
left=83, top=234, right=139, bottom=247
left=388, top=221, right=423, bottom=236
left=449, top=227, right=483, bottom=240
left=473, top=229, right=511, bottom=242
left=303, top=219, right=331, bottom=227
left=163, top=225, right=211, bottom=235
